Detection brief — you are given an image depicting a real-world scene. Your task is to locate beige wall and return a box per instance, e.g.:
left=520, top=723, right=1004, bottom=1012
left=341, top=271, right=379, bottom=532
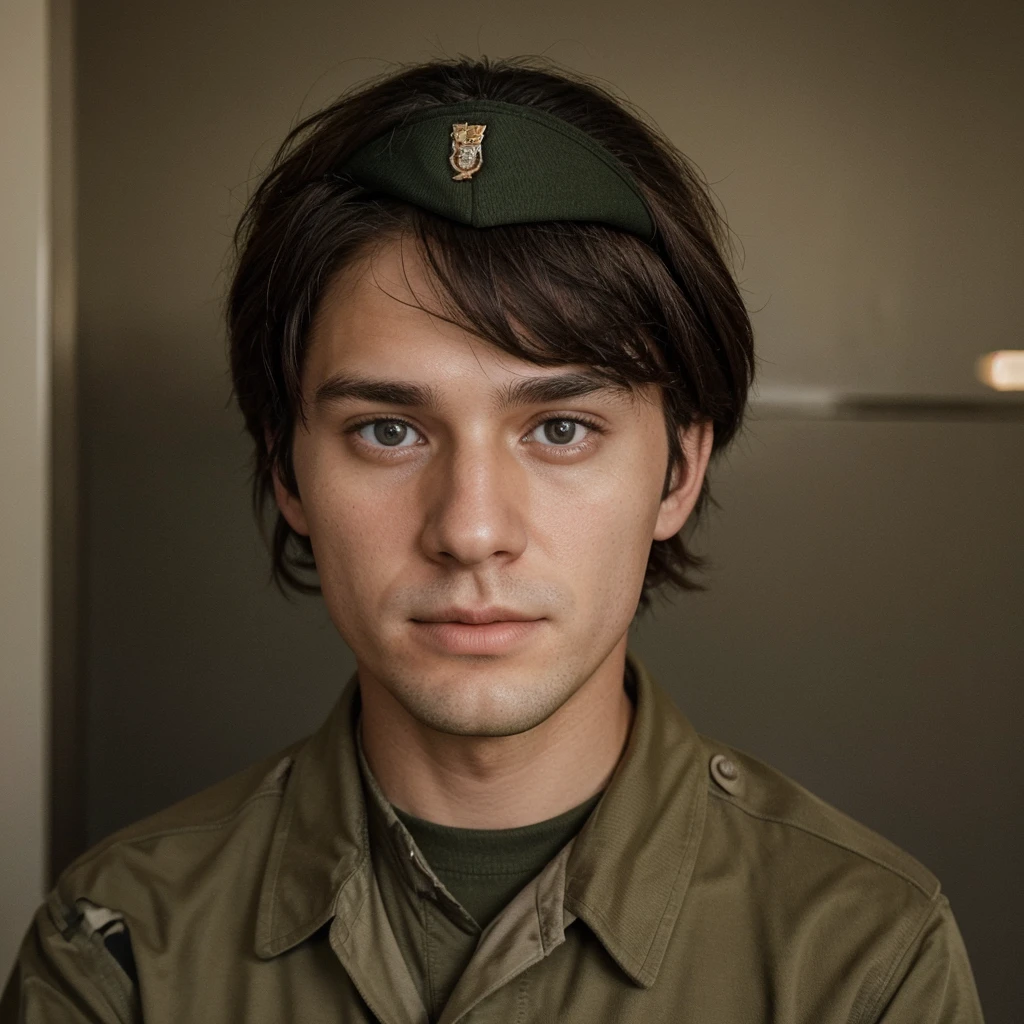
left=0, top=0, right=51, bottom=976
left=74, top=0, right=1021, bottom=1018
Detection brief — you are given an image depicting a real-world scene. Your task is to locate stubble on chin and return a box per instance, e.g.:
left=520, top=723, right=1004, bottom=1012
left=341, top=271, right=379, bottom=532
left=381, top=660, right=581, bottom=739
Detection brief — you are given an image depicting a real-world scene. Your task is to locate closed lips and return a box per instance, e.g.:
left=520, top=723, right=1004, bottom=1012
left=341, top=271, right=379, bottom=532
left=414, top=608, right=541, bottom=624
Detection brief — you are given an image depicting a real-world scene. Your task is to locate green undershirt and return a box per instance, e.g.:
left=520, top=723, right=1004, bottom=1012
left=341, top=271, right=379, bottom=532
left=393, top=791, right=603, bottom=930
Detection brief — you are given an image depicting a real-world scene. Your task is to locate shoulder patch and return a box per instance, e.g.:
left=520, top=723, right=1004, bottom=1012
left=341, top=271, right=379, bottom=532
left=699, top=734, right=940, bottom=900
left=73, top=898, right=138, bottom=983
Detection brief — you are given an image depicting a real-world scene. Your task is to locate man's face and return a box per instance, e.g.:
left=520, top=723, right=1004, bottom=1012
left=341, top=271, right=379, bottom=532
left=274, top=239, right=710, bottom=737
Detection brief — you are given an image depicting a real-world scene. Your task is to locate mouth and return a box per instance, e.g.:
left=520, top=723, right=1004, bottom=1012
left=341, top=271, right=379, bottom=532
left=413, top=606, right=541, bottom=625
left=410, top=608, right=546, bottom=655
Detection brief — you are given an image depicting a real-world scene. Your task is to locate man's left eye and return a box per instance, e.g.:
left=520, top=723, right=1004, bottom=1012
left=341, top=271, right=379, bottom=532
left=528, top=419, right=590, bottom=446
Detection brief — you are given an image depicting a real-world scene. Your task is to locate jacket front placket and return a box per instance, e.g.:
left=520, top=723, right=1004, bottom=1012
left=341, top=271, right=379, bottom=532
left=356, top=721, right=580, bottom=1024
left=436, top=839, right=578, bottom=1024
left=327, top=854, right=430, bottom=1024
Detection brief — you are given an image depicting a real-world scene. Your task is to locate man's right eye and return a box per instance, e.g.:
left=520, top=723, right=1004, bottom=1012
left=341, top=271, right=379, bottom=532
left=355, top=419, right=422, bottom=448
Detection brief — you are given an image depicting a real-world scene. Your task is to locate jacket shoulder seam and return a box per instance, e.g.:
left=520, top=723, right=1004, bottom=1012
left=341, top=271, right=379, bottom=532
left=708, top=786, right=939, bottom=900
left=852, top=890, right=944, bottom=1024
left=19, top=975, right=131, bottom=1024
left=63, top=783, right=285, bottom=879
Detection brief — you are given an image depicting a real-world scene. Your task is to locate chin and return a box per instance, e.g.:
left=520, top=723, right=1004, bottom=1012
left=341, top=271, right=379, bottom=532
left=388, top=661, right=577, bottom=739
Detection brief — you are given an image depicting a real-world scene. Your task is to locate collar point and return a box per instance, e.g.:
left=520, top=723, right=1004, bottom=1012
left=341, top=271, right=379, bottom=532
left=563, top=893, right=662, bottom=989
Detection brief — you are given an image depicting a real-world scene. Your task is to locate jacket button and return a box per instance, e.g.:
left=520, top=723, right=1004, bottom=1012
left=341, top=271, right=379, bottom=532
left=710, top=753, right=743, bottom=794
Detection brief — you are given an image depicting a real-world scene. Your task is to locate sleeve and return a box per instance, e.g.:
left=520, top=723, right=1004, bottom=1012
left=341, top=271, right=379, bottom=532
left=0, top=892, right=140, bottom=1024
left=868, top=895, right=985, bottom=1024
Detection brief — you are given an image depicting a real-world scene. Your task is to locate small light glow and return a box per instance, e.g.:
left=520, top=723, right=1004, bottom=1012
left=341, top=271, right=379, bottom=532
left=977, top=351, right=1024, bottom=391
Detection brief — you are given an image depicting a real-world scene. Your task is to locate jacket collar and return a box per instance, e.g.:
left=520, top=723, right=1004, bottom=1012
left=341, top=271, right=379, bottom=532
left=254, top=676, right=367, bottom=958
left=254, top=654, right=709, bottom=989
left=563, top=656, right=709, bottom=987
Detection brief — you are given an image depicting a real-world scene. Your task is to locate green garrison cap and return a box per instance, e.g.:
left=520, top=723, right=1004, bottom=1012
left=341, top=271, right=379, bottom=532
left=338, top=100, right=656, bottom=241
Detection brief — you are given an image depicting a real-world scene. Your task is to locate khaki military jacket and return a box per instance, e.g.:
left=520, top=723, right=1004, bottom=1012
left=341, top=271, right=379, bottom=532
left=2, top=658, right=984, bottom=1023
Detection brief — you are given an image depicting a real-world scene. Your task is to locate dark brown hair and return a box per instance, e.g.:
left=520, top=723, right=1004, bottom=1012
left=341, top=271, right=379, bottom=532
left=228, top=56, right=755, bottom=607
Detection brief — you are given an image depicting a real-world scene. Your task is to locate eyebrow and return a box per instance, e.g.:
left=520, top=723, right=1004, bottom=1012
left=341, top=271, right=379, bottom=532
left=495, top=372, right=622, bottom=410
left=313, top=374, right=442, bottom=410
left=313, top=370, right=623, bottom=413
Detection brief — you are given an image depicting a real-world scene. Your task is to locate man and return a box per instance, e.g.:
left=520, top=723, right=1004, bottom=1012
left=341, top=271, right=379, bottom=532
left=2, top=57, right=983, bottom=1022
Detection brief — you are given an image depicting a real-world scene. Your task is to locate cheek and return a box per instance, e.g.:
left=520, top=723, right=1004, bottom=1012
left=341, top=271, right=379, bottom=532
left=298, top=451, right=420, bottom=600
left=534, top=457, right=662, bottom=599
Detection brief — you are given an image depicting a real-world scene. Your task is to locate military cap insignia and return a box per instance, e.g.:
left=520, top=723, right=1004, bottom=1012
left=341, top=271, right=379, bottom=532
left=450, top=123, right=486, bottom=180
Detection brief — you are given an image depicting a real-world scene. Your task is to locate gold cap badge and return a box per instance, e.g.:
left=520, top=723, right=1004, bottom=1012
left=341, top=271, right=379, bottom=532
left=450, top=123, right=486, bottom=181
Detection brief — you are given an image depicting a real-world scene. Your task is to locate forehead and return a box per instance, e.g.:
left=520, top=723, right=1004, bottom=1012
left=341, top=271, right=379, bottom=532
left=305, top=238, right=627, bottom=402
left=309, top=238, right=470, bottom=369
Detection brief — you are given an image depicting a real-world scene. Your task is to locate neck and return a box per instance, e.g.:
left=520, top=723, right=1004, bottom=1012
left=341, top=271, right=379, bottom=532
left=358, top=639, right=634, bottom=829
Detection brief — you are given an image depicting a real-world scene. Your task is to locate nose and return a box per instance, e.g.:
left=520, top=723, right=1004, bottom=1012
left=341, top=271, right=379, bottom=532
left=419, top=442, right=528, bottom=568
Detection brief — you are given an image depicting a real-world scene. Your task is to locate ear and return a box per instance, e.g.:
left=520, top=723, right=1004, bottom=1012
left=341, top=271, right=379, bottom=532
left=653, top=419, right=714, bottom=541
left=265, top=424, right=311, bottom=537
